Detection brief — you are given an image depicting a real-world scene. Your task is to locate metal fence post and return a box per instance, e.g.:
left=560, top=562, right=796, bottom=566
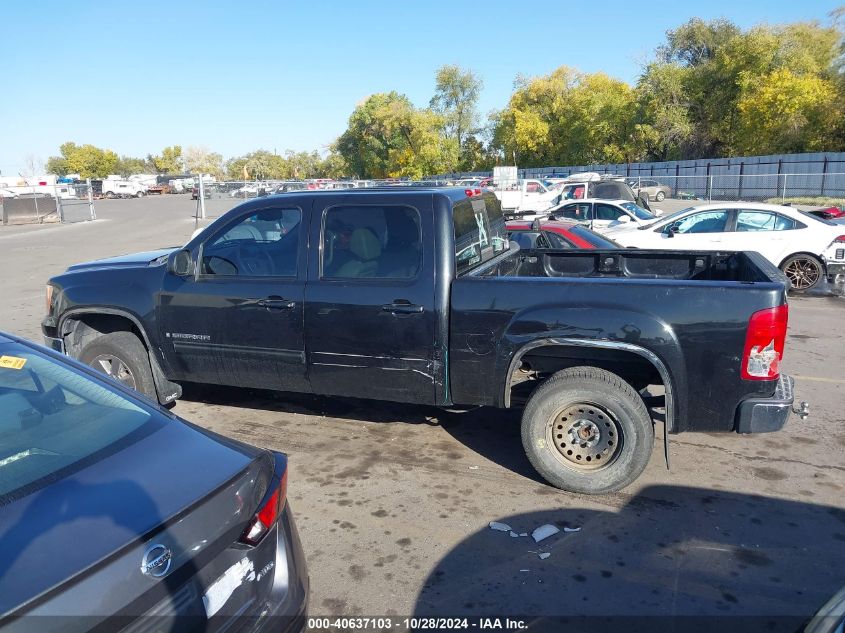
left=781, top=174, right=788, bottom=203
left=199, top=174, right=206, bottom=219
left=821, top=157, right=828, bottom=196
left=54, top=182, right=64, bottom=222
left=87, top=178, right=96, bottom=220
left=707, top=174, right=712, bottom=202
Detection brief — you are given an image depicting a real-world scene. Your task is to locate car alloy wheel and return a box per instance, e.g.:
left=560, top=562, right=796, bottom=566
left=783, top=256, right=822, bottom=290
left=91, top=354, right=137, bottom=389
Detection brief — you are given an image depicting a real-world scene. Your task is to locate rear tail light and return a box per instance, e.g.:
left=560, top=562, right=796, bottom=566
left=741, top=305, right=788, bottom=380
left=239, top=468, right=288, bottom=546
left=832, top=235, right=845, bottom=243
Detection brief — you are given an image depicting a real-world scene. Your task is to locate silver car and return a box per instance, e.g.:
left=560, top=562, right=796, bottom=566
left=628, top=179, right=671, bottom=202
left=0, top=332, right=308, bottom=632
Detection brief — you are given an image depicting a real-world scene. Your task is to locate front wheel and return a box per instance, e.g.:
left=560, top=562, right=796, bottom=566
left=521, top=366, right=654, bottom=494
left=781, top=254, right=823, bottom=291
left=79, top=331, right=157, bottom=399
left=135, top=191, right=145, bottom=198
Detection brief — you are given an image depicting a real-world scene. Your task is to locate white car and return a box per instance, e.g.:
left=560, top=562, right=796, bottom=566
left=547, top=198, right=658, bottom=231
left=604, top=202, right=845, bottom=291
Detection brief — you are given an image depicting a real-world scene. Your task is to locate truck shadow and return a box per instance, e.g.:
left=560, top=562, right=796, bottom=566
left=413, top=484, right=845, bottom=633
left=178, top=383, right=544, bottom=483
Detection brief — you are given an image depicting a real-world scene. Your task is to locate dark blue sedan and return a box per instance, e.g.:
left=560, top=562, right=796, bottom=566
left=0, top=332, right=308, bottom=632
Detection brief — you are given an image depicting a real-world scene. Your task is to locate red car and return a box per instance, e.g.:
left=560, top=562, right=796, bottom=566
left=506, top=218, right=621, bottom=250
left=808, top=206, right=845, bottom=220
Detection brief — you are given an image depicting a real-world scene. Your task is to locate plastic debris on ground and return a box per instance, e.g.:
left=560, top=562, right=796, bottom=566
left=489, top=521, right=512, bottom=532
left=563, top=526, right=581, bottom=533
left=538, top=553, right=551, bottom=560
left=531, top=524, right=560, bottom=543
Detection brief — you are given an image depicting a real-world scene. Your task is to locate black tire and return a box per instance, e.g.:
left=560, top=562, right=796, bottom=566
left=79, top=331, right=156, bottom=399
left=136, top=191, right=145, bottom=198
left=780, top=254, right=824, bottom=291
left=655, top=191, right=665, bottom=202
left=521, top=366, right=654, bottom=494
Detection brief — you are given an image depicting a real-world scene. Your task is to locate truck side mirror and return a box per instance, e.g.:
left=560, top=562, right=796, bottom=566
left=169, top=249, right=194, bottom=276
left=666, top=224, right=678, bottom=238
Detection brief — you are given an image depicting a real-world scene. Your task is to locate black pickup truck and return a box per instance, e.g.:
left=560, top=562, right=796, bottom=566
left=42, top=188, right=802, bottom=493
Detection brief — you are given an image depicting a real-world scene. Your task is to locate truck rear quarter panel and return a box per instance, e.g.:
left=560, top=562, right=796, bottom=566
left=449, top=275, right=787, bottom=433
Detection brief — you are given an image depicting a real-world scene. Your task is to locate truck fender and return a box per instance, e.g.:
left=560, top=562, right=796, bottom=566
left=59, top=307, right=182, bottom=405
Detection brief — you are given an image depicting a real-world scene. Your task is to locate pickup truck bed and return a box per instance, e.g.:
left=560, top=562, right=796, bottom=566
left=42, top=188, right=799, bottom=494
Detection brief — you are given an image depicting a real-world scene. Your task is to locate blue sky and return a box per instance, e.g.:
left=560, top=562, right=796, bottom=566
left=0, top=0, right=838, bottom=176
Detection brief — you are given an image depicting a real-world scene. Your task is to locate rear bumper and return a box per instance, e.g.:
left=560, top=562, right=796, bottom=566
left=826, top=262, right=845, bottom=277
left=735, top=374, right=795, bottom=434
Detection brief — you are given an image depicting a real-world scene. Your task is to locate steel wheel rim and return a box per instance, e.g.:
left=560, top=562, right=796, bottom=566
left=784, top=257, right=821, bottom=290
left=92, top=354, right=137, bottom=389
left=546, top=402, right=622, bottom=471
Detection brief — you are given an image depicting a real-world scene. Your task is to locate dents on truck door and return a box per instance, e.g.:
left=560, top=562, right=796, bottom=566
left=309, top=351, right=436, bottom=398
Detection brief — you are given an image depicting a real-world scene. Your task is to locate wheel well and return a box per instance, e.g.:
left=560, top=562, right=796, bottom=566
left=61, top=313, right=147, bottom=359
left=507, top=344, right=665, bottom=409
left=778, top=252, right=825, bottom=270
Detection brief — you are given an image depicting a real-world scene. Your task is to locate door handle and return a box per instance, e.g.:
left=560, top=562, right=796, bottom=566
left=258, top=296, right=296, bottom=310
left=381, top=302, right=424, bottom=314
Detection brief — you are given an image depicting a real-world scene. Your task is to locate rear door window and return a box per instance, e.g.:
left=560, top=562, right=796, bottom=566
left=557, top=203, right=591, bottom=221
left=0, top=344, right=161, bottom=502
left=735, top=211, right=796, bottom=232
left=322, top=205, right=421, bottom=279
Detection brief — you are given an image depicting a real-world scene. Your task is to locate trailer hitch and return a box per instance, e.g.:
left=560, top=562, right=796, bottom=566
left=792, top=401, right=810, bottom=421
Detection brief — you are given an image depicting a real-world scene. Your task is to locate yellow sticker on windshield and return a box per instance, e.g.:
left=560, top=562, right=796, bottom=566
left=0, top=356, right=27, bottom=370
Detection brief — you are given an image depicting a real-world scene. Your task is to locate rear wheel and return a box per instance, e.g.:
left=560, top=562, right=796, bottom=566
left=105, top=191, right=115, bottom=199
left=521, top=367, right=654, bottom=494
left=781, top=254, right=823, bottom=291
left=135, top=191, right=145, bottom=198
left=79, top=331, right=156, bottom=399
left=655, top=191, right=665, bottom=202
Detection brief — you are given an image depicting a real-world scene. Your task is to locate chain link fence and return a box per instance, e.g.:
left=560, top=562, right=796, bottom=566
left=0, top=180, right=96, bottom=225
left=622, top=173, right=845, bottom=204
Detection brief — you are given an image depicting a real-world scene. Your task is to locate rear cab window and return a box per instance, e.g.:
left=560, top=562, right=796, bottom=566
left=454, top=194, right=508, bottom=275
left=0, top=343, right=161, bottom=503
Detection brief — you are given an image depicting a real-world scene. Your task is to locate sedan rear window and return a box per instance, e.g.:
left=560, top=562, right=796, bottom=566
left=0, top=344, right=161, bottom=504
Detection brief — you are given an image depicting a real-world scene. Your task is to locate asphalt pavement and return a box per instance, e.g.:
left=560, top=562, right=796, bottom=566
left=1, top=194, right=843, bottom=628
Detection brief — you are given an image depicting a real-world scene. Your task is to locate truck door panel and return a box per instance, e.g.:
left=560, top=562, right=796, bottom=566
left=304, top=198, right=436, bottom=404
left=158, top=204, right=309, bottom=392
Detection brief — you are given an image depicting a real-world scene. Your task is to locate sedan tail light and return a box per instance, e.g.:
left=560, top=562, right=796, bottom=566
left=239, top=468, right=288, bottom=546
left=741, top=305, right=788, bottom=380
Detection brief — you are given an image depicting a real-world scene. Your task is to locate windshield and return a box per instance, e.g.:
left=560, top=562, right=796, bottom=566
left=0, top=342, right=161, bottom=502
left=620, top=202, right=656, bottom=221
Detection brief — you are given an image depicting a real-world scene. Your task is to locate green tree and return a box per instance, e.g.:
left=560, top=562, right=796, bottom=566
left=430, top=64, right=483, bottom=150
left=114, top=155, right=152, bottom=177
left=492, top=67, right=645, bottom=167
left=46, top=156, right=70, bottom=177
left=635, top=63, right=693, bottom=160
left=152, top=145, right=183, bottom=174
left=735, top=68, right=841, bottom=153
left=337, top=92, right=457, bottom=178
